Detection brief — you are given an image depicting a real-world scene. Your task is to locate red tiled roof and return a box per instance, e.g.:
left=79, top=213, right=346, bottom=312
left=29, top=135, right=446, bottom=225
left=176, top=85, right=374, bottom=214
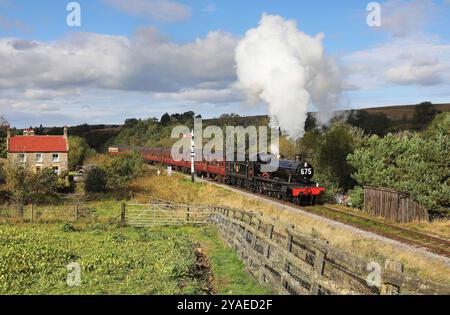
left=9, top=136, right=68, bottom=153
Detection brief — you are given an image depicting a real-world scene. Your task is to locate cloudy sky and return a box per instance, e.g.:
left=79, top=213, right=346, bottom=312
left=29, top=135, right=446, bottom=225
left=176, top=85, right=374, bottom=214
left=0, top=0, right=449, bottom=127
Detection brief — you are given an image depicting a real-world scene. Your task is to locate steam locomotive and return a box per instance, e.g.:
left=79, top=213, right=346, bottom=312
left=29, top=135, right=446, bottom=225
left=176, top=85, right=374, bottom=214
left=108, top=146, right=325, bottom=205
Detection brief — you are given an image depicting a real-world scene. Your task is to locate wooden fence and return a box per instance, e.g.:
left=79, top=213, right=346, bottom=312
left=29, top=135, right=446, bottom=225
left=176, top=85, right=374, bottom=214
left=123, top=201, right=449, bottom=295
left=0, top=203, right=91, bottom=222
left=208, top=206, right=449, bottom=295
left=364, top=186, right=428, bottom=223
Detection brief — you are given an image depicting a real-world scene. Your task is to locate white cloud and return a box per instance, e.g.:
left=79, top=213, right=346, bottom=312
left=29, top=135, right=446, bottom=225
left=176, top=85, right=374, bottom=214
left=102, top=0, right=192, bottom=22
left=9, top=101, right=60, bottom=112
left=153, top=85, right=242, bottom=103
left=344, top=36, right=450, bottom=89
left=385, top=58, right=446, bottom=85
left=0, top=29, right=239, bottom=103
left=379, top=0, right=434, bottom=37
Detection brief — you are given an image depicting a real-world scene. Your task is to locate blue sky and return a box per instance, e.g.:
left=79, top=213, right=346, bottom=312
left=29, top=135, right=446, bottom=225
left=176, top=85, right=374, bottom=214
left=0, top=0, right=450, bottom=127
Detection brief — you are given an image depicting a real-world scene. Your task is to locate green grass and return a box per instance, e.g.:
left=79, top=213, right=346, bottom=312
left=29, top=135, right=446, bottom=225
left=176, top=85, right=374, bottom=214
left=0, top=222, right=269, bottom=295
left=174, top=225, right=272, bottom=295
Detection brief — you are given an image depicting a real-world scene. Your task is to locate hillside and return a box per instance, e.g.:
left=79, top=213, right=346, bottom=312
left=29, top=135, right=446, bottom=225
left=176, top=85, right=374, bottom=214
left=363, top=103, right=450, bottom=121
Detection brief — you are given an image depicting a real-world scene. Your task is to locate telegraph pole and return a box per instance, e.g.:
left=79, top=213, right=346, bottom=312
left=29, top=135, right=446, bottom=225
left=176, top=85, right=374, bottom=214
left=190, top=129, right=195, bottom=183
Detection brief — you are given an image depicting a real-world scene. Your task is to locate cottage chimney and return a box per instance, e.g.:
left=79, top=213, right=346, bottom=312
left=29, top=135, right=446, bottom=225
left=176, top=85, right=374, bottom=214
left=23, top=128, right=34, bottom=136
left=63, top=125, right=69, bottom=151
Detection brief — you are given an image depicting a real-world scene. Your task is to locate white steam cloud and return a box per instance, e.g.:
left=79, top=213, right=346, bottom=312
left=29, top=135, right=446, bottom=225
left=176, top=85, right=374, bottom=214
left=235, top=14, right=342, bottom=139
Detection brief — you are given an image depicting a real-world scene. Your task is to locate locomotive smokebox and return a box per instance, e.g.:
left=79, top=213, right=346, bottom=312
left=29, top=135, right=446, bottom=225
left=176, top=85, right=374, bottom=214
left=257, top=154, right=314, bottom=182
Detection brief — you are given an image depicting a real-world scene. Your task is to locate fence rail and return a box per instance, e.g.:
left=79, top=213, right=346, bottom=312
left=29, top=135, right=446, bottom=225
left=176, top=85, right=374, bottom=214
left=0, top=203, right=92, bottom=222
left=121, top=203, right=210, bottom=227
left=364, top=186, right=428, bottom=223
left=123, top=201, right=450, bottom=295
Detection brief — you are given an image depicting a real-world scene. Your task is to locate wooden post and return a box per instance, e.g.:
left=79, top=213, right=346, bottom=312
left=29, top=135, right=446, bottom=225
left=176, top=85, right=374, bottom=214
left=286, top=225, right=294, bottom=252
left=30, top=203, right=34, bottom=222
left=18, top=204, right=24, bottom=218
left=381, top=260, right=404, bottom=295
left=121, top=203, right=126, bottom=227
left=74, top=204, right=79, bottom=221
left=264, top=221, right=274, bottom=259
left=310, top=249, right=326, bottom=295
left=186, top=205, right=190, bottom=222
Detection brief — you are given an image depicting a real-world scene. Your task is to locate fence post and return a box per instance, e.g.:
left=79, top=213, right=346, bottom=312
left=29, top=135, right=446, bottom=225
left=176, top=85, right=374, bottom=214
left=186, top=205, right=190, bottom=222
left=30, top=203, right=34, bottom=222
left=264, top=220, right=275, bottom=259
left=18, top=204, right=24, bottom=218
left=310, top=249, right=326, bottom=295
left=381, top=260, right=404, bottom=295
left=121, top=203, right=126, bottom=227
left=74, top=204, right=79, bottom=221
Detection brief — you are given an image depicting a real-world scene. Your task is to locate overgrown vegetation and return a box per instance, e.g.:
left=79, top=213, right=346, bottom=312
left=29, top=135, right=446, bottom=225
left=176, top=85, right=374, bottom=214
left=348, top=113, right=449, bottom=217
left=0, top=225, right=212, bottom=294
left=68, top=136, right=95, bottom=170
left=0, top=213, right=269, bottom=295
left=84, top=151, right=144, bottom=193
left=84, top=167, right=107, bottom=193
left=5, top=163, right=62, bottom=208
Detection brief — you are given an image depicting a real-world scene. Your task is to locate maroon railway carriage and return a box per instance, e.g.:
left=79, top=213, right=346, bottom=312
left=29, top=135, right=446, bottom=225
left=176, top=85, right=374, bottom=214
left=108, top=145, right=324, bottom=205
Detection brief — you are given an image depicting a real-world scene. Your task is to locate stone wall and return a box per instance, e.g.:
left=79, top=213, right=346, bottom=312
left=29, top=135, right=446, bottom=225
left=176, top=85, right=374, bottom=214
left=7, top=152, right=69, bottom=174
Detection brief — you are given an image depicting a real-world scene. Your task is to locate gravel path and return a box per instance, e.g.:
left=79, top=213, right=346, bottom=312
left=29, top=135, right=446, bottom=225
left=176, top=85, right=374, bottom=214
left=195, top=177, right=450, bottom=267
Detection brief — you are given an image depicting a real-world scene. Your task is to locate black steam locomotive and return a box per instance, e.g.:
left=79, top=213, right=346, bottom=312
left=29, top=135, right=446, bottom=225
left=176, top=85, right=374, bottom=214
left=226, top=154, right=324, bottom=205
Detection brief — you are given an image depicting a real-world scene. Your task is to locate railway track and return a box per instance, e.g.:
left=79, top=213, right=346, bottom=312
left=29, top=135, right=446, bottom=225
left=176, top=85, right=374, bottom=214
left=195, top=177, right=450, bottom=258
left=311, top=205, right=450, bottom=258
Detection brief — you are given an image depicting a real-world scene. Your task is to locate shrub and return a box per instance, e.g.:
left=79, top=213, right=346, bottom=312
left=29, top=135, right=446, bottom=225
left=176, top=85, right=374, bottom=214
left=348, top=186, right=364, bottom=209
left=84, top=167, right=107, bottom=193
left=60, top=222, right=77, bottom=232
left=6, top=163, right=58, bottom=207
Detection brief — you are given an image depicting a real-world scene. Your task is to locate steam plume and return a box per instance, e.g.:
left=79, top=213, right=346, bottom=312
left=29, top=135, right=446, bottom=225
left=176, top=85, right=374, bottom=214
left=235, top=14, right=342, bottom=139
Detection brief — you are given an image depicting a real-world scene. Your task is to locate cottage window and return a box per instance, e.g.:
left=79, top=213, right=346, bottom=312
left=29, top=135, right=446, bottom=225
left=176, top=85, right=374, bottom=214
left=36, top=153, right=43, bottom=163
left=52, top=166, right=59, bottom=175
left=52, top=153, right=59, bottom=162
left=18, top=154, right=26, bottom=163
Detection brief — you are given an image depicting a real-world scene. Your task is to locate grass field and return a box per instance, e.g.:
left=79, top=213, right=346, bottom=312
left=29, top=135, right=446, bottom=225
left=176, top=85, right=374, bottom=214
left=0, top=223, right=270, bottom=295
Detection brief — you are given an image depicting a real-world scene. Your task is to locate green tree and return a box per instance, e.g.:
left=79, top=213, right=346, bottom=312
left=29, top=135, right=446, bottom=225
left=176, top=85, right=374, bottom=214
left=346, top=110, right=391, bottom=136
left=68, top=136, right=95, bottom=170
left=84, top=167, right=107, bottom=193
left=0, top=115, right=9, bottom=159
left=348, top=130, right=449, bottom=216
left=304, top=113, right=317, bottom=132
left=422, top=112, right=450, bottom=138
left=160, top=113, right=171, bottom=126
left=6, top=163, right=58, bottom=208
left=317, top=124, right=359, bottom=191
left=412, top=102, right=440, bottom=129
left=105, top=150, right=144, bottom=189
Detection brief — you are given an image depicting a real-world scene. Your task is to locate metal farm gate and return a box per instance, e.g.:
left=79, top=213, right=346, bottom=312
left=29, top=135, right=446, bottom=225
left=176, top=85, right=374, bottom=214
left=121, top=202, right=210, bottom=227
